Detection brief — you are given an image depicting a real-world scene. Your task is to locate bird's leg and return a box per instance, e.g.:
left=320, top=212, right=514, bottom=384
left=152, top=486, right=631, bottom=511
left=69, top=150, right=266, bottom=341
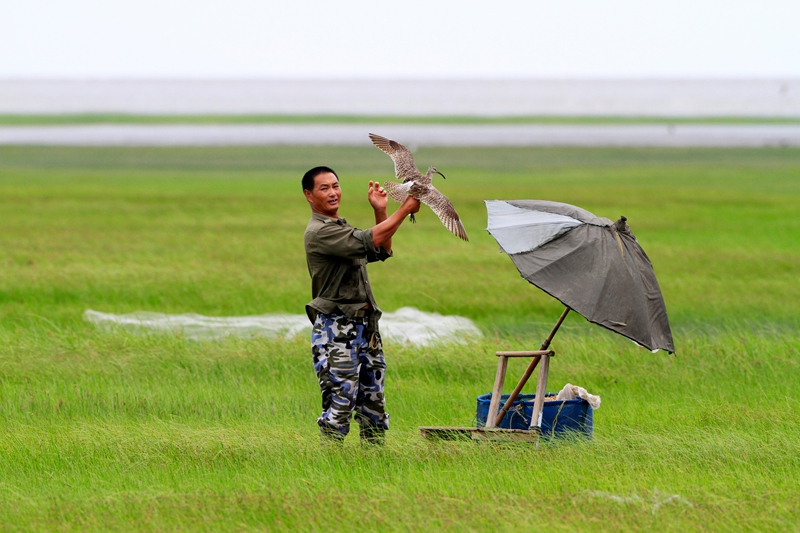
left=410, top=213, right=416, bottom=223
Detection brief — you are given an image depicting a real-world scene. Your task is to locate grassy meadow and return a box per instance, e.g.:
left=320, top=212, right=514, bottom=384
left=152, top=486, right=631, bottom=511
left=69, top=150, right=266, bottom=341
left=1, top=145, right=799, bottom=531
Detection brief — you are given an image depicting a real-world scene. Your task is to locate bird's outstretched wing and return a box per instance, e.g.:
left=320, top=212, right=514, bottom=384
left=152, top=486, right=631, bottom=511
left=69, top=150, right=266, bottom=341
left=369, top=133, right=419, bottom=182
left=383, top=181, right=411, bottom=203
left=419, top=185, right=469, bottom=241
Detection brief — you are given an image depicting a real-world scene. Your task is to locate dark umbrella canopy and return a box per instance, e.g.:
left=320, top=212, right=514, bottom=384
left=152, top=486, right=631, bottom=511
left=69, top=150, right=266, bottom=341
left=486, top=200, right=674, bottom=353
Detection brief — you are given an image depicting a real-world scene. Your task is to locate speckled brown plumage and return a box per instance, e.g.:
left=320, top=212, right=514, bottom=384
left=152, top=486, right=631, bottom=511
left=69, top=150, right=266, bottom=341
left=369, top=133, right=468, bottom=242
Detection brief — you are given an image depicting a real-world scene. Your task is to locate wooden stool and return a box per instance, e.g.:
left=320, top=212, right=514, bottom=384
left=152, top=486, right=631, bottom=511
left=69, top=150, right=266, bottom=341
left=486, top=349, right=554, bottom=430
left=419, top=307, right=570, bottom=443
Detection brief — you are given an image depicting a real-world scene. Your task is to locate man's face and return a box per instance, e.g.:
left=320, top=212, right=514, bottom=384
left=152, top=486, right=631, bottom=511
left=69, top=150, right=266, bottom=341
left=304, top=172, right=342, bottom=217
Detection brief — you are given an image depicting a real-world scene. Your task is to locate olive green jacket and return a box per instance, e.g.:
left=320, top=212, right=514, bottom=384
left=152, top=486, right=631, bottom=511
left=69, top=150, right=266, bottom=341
left=304, top=212, right=392, bottom=331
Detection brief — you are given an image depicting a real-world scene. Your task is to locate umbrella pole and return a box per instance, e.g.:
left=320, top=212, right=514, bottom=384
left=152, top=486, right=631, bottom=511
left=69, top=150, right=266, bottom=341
left=540, top=307, right=571, bottom=351
left=493, top=307, right=570, bottom=426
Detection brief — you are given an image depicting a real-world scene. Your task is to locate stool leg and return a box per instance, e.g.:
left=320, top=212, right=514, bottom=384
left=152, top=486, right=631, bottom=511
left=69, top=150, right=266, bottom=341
left=494, top=355, right=541, bottom=426
left=486, top=356, right=508, bottom=428
left=529, top=354, right=551, bottom=431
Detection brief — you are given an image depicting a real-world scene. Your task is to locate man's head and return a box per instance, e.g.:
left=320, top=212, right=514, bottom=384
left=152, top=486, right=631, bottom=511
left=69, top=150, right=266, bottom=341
left=303, top=166, right=341, bottom=218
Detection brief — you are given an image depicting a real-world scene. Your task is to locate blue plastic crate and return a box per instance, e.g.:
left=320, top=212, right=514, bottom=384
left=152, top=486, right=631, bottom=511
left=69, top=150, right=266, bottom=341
left=476, top=393, right=593, bottom=439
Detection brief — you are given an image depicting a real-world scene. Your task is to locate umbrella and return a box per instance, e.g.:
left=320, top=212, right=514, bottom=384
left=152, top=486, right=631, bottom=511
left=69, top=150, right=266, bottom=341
left=486, top=199, right=674, bottom=353
left=483, top=199, right=674, bottom=430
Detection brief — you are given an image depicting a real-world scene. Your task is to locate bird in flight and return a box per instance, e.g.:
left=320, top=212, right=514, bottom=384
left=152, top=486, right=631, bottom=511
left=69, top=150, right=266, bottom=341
left=369, top=133, right=468, bottom=241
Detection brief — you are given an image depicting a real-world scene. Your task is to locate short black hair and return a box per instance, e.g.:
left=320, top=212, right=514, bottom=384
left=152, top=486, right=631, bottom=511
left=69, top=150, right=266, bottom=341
left=302, top=166, right=338, bottom=192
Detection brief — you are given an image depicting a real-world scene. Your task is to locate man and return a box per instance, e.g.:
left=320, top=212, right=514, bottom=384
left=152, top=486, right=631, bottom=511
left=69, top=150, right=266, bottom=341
left=302, top=166, right=420, bottom=444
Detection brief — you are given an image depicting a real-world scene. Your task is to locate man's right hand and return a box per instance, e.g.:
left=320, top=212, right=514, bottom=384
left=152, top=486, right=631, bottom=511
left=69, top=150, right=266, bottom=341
left=402, top=196, right=421, bottom=215
left=372, top=195, right=422, bottom=250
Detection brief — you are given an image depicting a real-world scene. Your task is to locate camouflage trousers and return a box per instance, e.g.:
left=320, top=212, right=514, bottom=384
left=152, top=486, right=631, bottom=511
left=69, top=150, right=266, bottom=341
left=311, top=312, right=388, bottom=441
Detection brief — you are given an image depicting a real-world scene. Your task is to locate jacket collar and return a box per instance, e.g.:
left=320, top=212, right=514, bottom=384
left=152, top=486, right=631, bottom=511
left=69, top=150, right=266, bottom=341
left=311, top=212, right=346, bottom=225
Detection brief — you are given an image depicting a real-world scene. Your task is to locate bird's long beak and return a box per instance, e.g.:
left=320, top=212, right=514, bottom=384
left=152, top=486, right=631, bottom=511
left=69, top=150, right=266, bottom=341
left=436, top=171, right=446, bottom=179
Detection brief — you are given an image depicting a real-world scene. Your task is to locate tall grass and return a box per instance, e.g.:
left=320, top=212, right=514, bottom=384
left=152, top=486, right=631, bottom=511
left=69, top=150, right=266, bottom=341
left=1, top=330, right=798, bottom=531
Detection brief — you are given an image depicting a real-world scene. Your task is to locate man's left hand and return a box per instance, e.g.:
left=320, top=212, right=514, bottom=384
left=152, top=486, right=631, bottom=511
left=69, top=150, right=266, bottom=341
left=368, top=181, right=388, bottom=213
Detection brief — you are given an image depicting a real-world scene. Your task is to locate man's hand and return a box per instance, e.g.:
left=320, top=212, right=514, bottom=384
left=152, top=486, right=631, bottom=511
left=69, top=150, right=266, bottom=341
left=371, top=189, right=421, bottom=251
left=402, top=195, right=421, bottom=215
left=368, top=181, right=388, bottom=214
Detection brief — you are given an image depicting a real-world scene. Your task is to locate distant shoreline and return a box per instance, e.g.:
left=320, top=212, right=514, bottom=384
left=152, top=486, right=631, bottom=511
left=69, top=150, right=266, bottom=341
left=2, top=79, right=799, bottom=117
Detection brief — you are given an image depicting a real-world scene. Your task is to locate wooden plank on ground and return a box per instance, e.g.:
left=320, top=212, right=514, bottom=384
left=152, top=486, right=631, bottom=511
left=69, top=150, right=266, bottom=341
left=419, top=426, right=540, bottom=443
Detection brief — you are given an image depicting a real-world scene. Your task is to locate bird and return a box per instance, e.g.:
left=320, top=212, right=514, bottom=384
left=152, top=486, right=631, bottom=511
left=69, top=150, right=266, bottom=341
left=368, top=133, right=468, bottom=241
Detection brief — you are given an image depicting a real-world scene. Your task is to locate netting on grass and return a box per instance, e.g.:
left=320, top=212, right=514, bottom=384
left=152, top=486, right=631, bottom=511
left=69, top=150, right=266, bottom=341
left=84, top=306, right=481, bottom=346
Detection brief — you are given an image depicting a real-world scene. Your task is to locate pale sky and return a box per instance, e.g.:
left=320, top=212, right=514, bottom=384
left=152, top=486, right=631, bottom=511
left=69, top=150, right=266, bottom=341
left=2, top=0, right=798, bottom=79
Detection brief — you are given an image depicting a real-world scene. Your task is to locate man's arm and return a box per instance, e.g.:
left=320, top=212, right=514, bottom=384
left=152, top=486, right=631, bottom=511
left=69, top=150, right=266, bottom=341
left=368, top=181, right=419, bottom=252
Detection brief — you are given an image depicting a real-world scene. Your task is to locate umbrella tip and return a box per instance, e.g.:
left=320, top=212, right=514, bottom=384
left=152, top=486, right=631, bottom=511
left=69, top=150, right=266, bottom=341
left=614, top=215, right=630, bottom=234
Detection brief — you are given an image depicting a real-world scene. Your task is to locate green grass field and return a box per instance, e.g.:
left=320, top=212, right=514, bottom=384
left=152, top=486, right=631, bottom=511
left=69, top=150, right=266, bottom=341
left=1, top=146, right=799, bottom=531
